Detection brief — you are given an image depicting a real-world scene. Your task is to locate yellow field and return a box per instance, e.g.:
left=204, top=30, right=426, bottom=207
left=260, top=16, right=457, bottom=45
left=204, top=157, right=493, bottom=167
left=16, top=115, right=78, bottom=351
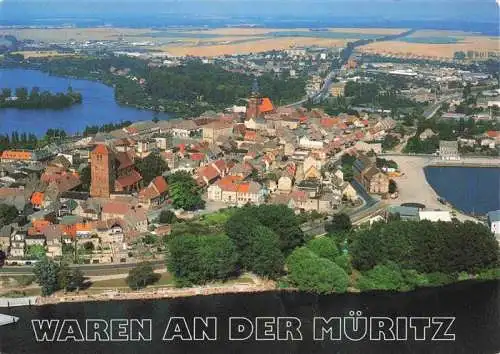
left=359, top=36, right=499, bottom=59
left=7, top=26, right=495, bottom=58
left=163, top=38, right=350, bottom=57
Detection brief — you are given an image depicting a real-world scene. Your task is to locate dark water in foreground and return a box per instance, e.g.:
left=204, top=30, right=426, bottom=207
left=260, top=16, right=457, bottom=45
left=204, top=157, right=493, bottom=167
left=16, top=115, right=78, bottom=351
left=0, top=69, right=169, bottom=136
left=0, top=280, right=499, bottom=354
left=424, top=166, right=500, bottom=215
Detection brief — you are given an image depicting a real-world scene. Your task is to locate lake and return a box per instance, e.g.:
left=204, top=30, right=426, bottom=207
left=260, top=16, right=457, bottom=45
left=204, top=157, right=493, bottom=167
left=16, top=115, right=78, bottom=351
left=0, top=280, right=499, bottom=354
left=424, top=166, right=500, bottom=215
left=0, top=69, right=170, bottom=136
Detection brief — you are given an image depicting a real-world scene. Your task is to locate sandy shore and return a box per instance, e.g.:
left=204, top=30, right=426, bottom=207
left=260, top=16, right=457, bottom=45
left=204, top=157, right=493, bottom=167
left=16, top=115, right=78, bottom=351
left=36, top=280, right=277, bottom=306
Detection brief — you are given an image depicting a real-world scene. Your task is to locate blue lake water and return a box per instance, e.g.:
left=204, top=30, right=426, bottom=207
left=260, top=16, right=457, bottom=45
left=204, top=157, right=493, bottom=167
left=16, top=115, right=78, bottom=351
left=0, top=69, right=169, bottom=136
left=0, top=281, right=499, bottom=354
left=424, top=166, right=500, bottom=215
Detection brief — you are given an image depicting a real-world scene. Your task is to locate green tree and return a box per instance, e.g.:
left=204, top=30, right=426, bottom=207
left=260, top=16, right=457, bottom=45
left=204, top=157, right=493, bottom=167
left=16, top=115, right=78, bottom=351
left=79, top=165, right=91, bottom=192
left=326, top=213, right=352, bottom=235
left=34, top=257, right=60, bottom=296
left=286, top=247, right=349, bottom=293
left=69, top=268, right=85, bottom=292
left=167, top=171, right=204, bottom=210
left=26, top=244, right=46, bottom=260
left=0, top=204, right=18, bottom=227
left=57, top=262, right=72, bottom=293
left=158, top=210, right=177, bottom=224
left=167, top=234, right=238, bottom=285
left=306, top=237, right=340, bottom=262
left=126, top=262, right=160, bottom=290
left=135, top=153, right=169, bottom=185
left=247, top=225, right=285, bottom=279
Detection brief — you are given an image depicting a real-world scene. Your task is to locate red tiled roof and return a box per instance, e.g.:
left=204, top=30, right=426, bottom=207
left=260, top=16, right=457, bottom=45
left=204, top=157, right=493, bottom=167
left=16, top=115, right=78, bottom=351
left=152, top=176, right=168, bottom=194
left=244, top=130, right=257, bottom=141
left=190, top=152, right=205, bottom=161
left=486, top=131, right=498, bottom=138
left=115, top=170, right=142, bottom=189
left=259, top=97, right=274, bottom=113
left=320, top=117, right=339, bottom=128
left=31, top=192, right=44, bottom=206
left=93, top=144, right=110, bottom=155
left=116, top=151, right=134, bottom=170
left=102, top=201, right=131, bottom=215
left=198, top=165, right=220, bottom=184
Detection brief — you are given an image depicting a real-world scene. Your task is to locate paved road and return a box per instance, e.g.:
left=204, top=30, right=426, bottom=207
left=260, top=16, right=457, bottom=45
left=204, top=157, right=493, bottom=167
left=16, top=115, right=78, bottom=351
left=0, top=259, right=165, bottom=275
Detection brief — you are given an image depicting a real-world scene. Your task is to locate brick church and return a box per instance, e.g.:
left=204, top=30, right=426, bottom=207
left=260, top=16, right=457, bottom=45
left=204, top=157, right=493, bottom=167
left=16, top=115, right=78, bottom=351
left=245, top=79, right=275, bottom=121
left=90, top=144, right=143, bottom=198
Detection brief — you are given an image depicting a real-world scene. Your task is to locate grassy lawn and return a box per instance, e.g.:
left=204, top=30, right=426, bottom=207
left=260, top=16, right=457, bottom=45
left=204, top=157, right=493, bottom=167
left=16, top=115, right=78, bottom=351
left=90, top=272, right=174, bottom=289
left=199, top=208, right=237, bottom=226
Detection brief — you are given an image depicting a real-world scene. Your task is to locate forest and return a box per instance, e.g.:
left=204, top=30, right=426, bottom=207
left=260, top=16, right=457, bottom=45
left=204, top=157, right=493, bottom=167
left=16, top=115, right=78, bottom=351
left=4, top=55, right=306, bottom=117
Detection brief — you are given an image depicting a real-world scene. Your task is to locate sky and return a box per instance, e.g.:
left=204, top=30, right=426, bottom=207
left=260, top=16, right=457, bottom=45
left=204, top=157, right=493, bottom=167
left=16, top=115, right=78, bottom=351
left=0, top=0, right=498, bottom=33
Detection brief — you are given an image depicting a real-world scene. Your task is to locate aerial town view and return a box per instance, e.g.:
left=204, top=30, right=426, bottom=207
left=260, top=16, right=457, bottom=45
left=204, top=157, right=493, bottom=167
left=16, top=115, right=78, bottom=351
left=0, top=0, right=498, bottom=353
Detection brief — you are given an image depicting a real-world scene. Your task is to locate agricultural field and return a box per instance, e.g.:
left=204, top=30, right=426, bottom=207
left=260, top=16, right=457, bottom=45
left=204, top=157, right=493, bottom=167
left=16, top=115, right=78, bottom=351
left=359, top=30, right=499, bottom=59
left=1, top=26, right=412, bottom=57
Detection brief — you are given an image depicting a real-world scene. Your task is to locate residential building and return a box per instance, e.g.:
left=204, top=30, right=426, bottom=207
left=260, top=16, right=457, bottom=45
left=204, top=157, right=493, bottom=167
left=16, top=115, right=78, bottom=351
left=139, top=176, right=169, bottom=207
left=207, top=176, right=265, bottom=206
left=487, top=210, right=500, bottom=237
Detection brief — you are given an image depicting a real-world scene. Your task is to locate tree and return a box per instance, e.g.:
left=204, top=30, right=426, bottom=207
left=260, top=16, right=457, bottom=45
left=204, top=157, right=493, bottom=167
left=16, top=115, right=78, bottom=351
left=34, top=257, right=60, bottom=296
left=326, top=213, right=352, bottom=235
left=389, top=180, right=397, bottom=194
left=126, top=262, right=160, bottom=290
left=306, top=237, right=340, bottom=262
left=69, top=268, right=85, bottom=292
left=244, top=205, right=305, bottom=254
left=26, top=244, right=46, bottom=260
left=286, top=247, right=349, bottom=293
left=79, top=165, right=91, bottom=192
left=57, top=262, right=72, bottom=293
left=247, top=225, right=284, bottom=279
left=135, top=153, right=169, bottom=185
left=0, top=204, right=18, bottom=227
left=167, top=234, right=238, bottom=285
left=158, top=210, right=176, bottom=224
left=167, top=171, right=204, bottom=210
left=83, top=241, right=95, bottom=253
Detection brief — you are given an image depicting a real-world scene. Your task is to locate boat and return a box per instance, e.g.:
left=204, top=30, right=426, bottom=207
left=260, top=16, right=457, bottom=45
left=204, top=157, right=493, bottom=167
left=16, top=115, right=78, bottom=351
left=0, top=314, right=19, bottom=327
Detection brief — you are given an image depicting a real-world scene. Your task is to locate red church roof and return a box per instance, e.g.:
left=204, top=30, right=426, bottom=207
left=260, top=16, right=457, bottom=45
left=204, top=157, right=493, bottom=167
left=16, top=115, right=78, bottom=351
left=259, top=98, right=274, bottom=113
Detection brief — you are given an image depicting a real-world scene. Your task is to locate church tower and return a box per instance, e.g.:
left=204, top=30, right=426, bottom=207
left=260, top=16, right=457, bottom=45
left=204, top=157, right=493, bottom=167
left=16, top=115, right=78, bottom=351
left=90, top=144, right=115, bottom=198
left=246, top=78, right=262, bottom=120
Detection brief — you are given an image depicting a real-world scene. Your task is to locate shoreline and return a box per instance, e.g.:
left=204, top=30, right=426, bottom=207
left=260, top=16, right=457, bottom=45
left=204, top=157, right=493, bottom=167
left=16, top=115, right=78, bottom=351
left=5, top=275, right=499, bottom=307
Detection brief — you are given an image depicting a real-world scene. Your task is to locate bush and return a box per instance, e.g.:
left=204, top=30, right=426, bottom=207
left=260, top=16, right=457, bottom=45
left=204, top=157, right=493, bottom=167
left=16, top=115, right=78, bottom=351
left=425, top=272, right=457, bottom=287
left=356, top=263, right=406, bottom=291
left=477, top=268, right=500, bottom=281
left=334, top=254, right=352, bottom=275
left=306, top=237, right=340, bottom=262
left=286, top=247, right=349, bottom=294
